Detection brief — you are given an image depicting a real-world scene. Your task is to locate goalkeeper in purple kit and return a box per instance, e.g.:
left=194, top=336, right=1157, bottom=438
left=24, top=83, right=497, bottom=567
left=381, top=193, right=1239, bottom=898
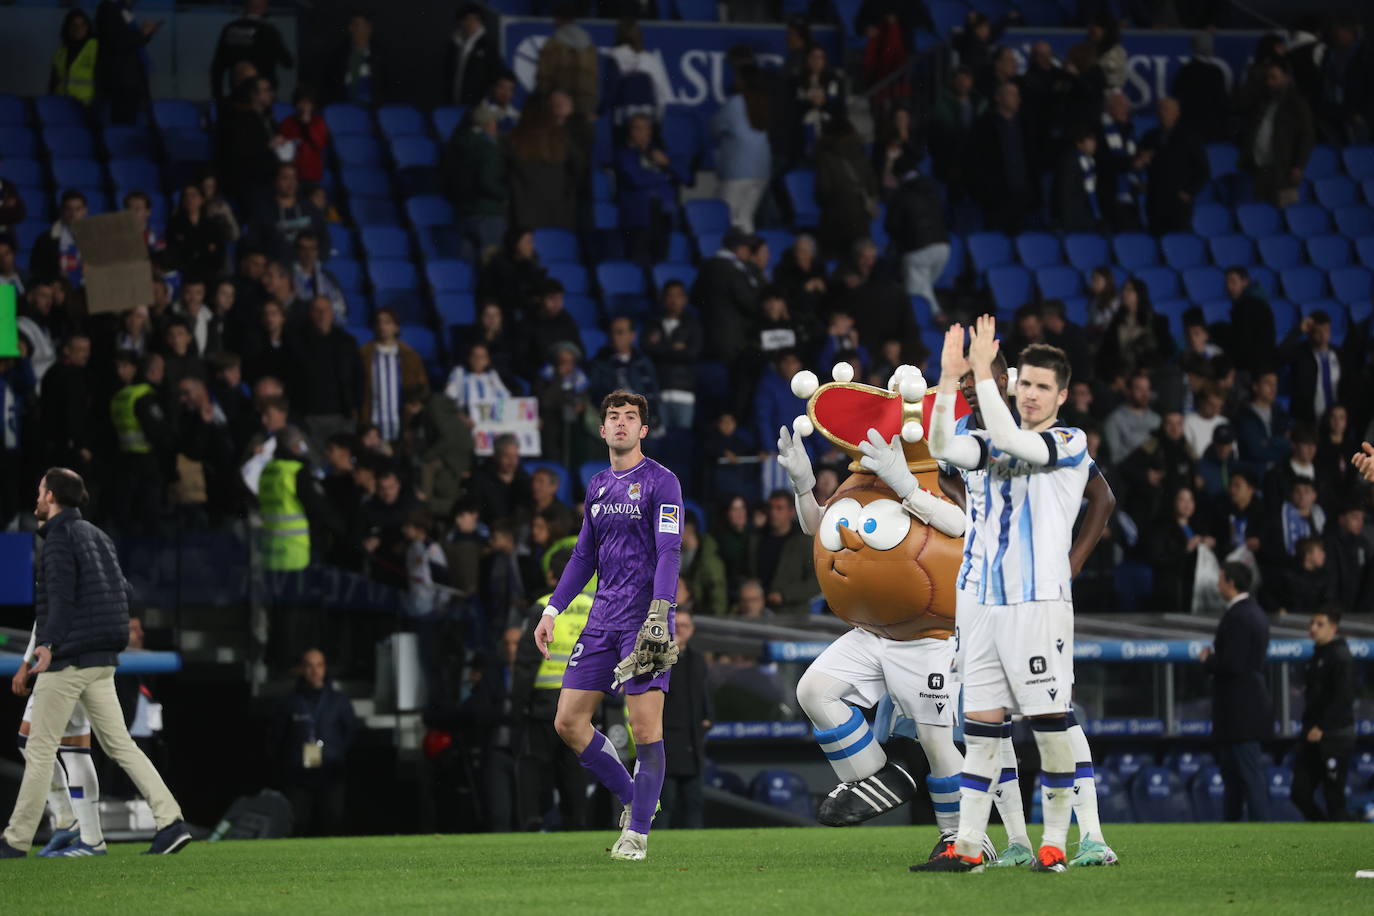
left=535, top=390, right=682, bottom=861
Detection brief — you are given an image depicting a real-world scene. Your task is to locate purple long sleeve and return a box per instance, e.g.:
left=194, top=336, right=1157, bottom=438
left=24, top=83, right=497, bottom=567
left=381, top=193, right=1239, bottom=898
left=548, top=497, right=599, bottom=612
left=651, top=472, right=683, bottom=604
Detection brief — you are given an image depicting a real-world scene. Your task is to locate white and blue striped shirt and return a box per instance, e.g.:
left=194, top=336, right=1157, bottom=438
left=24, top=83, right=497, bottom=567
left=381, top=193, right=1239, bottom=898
left=371, top=346, right=402, bottom=441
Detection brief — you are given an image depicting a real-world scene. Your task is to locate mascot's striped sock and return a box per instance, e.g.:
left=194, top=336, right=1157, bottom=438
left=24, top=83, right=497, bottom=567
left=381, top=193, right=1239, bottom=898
left=576, top=729, right=635, bottom=807
left=812, top=707, right=886, bottom=784
left=17, top=734, right=75, bottom=830
left=992, top=724, right=1031, bottom=850
left=1031, top=716, right=1076, bottom=852
left=1066, top=712, right=1104, bottom=843
left=926, top=773, right=961, bottom=834
left=59, top=746, right=103, bottom=846
left=954, top=719, right=1002, bottom=860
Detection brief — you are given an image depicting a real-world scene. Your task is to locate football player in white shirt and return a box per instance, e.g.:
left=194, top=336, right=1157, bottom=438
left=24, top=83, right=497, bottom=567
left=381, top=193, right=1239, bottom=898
left=915, top=317, right=1091, bottom=874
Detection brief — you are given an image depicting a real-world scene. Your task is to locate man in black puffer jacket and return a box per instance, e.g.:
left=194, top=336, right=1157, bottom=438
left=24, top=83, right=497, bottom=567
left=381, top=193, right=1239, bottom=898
left=885, top=153, right=950, bottom=314
left=1, top=469, right=191, bottom=859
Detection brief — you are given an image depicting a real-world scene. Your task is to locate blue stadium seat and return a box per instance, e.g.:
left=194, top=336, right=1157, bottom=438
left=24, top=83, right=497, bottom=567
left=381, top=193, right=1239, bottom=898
left=1189, top=766, right=1226, bottom=822
left=592, top=200, right=619, bottom=231
left=1130, top=766, right=1192, bottom=822
left=1364, top=179, right=1374, bottom=205
left=597, top=259, right=646, bottom=297
left=103, top=125, right=155, bottom=159
left=360, top=226, right=409, bottom=259
left=152, top=99, right=201, bottom=130
left=749, top=769, right=815, bottom=819
left=435, top=292, right=475, bottom=327
left=431, top=105, right=467, bottom=141
left=328, top=258, right=363, bottom=291
left=391, top=136, right=439, bottom=170
left=5, top=159, right=42, bottom=188
left=271, top=100, right=293, bottom=124
left=1104, top=752, right=1154, bottom=782
left=1036, top=265, right=1083, bottom=300
left=653, top=262, right=697, bottom=292
left=695, top=232, right=723, bottom=260
left=1305, top=234, right=1352, bottom=269
left=162, top=127, right=212, bottom=163
left=109, top=159, right=160, bottom=192
left=759, top=230, right=794, bottom=268
left=1236, top=202, right=1281, bottom=239
left=523, top=460, right=572, bottom=505
left=1163, top=750, right=1216, bottom=781
left=1334, top=204, right=1374, bottom=237
left=1015, top=231, right=1062, bottom=269
left=1267, top=298, right=1297, bottom=339
left=0, top=127, right=37, bottom=158
left=1284, top=203, right=1331, bottom=239
left=0, top=95, right=29, bottom=126
left=704, top=762, right=748, bottom=797
left=783, top=170, right=819, bottom=227
left=1155, top=298, right=1190, bottom=340
left=1064, top=233, right=1110, bottom=272
left=1205, top=142, right=1237, bottom=178
left=1280, top=266, right=1326, bottom=301
left=375, top=290, right=426, bottom=324
left=368, top=258, right=418, bottom=291
left=1355, top=235, right=1374, bottom=267
left=13, top=186, right=45, bottom=223
left=1160, top=232, right=1206, bottom=269
left=340, top=165, right=391, bottom=199
left=1352, top=751, right=1374, bottom=787
left=665, top=231, right=692, bottom=264
left=335, top=135, right=384, bottom=168
left=51, top=158, right=102, bottom=189
left=1133, top=266, right=1179, bottom=300
left=377, top=104, right=427, bottom=138
left=578, top=460, right=610, bottom=491
left=323, top=103, right=372, bottom=136
left=1342, top=144, right=1374, bottom=181
left=580, top=326, right=607, bottom=357
left=546, top=261, right=589, bottom=295
left=1249, top=265, right=1277, bottom=297
left=533, top=228, right=579, bottom=262
left=1094, top=769, right=1133, bottom=823
left=1112, top=232, right=1158, bottom=269
left=987, top=264, right=1033, bottom=313
left=591, top=170, right=613, bottom=202
left=684, top=199, right=731, bottom=238
left=1305, top=144, right=1340, bottom=180
left=563, top=294, right=602, bottom=329
left=1199, top=298, right=1231, bottom=330
left=1314, top=175, right=1358, bottom=209
left=352, top=197, right=401, bottom=226
left=968, top=231, right=1014, bottom=274
left=661, top=111, right=701, bottom=171
left=927, top=0, right=967, bottom=37
left=1191, top=204, right=1232, bottom=237
left=399, top=324, right=439, bottom=362
left=1183, top=266, right=1224, bottom=302
left=1208, top=234, right=1254, bottom=267
left=405, top=194, right=453, bottom=229
left=43, top=126, right=95, bottom=159
left=1255, top=234, right=1301, bottom=270
left=937, top=233, right=965, bottom=287
left=1265, top=766, right=1303, bottom=821
left=35, top=94, right=85, bottom=126
left=425, top=258, right=474, bottom=294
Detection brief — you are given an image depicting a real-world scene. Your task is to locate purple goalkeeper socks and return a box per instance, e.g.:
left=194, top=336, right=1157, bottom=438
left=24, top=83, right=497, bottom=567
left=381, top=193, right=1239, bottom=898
left=577, top=730, right=635, bottom=807
left=630, top=740, right=665, bottom=834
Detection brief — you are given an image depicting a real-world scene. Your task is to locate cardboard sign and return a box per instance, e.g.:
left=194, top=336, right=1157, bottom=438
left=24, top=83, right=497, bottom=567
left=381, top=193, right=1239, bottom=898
left=470, top=395, right=541, bottom=457
left=70, top=211, right=153, bottom=316
left=0, top=284, right=17, bottom=358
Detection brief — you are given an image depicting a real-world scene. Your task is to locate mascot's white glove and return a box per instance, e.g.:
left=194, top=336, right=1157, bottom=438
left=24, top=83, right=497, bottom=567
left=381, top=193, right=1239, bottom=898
left=857, top=428, right=916, bottom=499
left=777, top=425, right=816, bottom=495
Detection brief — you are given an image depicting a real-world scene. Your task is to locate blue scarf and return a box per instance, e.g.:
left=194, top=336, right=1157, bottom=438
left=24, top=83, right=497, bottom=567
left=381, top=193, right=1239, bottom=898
left=1280, top=501, right=1325, bottom=555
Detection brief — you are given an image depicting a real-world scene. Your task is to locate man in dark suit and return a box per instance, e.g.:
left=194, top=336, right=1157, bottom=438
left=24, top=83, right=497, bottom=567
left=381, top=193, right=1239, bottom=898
left=1277, top=311, right=1355, bottom=424
left=968, top=83, right=1033, bottom=234
left=1223, top=267, right=1276, bottom=379
left=96, top=0, right=161, bottom=124
left=660, top=606, right=712, bottom=829
left=445, top=3, right=499, bottom=107
left=1201, top=562, right=1271, bottom=822
left=1171, top=32, right=1230, bottom=142
left=1052, top=125, right=1102, bottom=232
left=691, top=227, right=760, bottom=365
left=1139, top=97, right=1210, bottom=235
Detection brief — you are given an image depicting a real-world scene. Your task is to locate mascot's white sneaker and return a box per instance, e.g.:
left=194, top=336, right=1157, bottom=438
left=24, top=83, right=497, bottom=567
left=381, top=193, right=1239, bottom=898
left=610, top=829, right=648, bottom=861
left=818, top=762, right=918, bottom=826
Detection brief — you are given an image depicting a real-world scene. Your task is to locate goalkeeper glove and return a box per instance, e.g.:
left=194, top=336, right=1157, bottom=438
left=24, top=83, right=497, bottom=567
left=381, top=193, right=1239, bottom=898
left=612, top=598, right=677, bottom=688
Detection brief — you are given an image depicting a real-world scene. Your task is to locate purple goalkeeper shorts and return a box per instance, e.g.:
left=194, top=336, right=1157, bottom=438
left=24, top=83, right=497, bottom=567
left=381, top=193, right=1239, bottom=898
left=561, top=627, right=673, bottom=696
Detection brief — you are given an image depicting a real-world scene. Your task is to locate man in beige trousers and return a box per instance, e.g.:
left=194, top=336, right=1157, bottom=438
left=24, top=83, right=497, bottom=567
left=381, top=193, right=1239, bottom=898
left=1, top=468, right=190, bottom=858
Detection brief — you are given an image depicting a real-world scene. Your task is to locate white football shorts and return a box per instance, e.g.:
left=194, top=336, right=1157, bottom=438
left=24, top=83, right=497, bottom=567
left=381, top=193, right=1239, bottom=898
left=961, top=598, right=1074, bottom=717
left=23, top=693, right=91, bottom=738
left=807, top=627, right=956, bottom=726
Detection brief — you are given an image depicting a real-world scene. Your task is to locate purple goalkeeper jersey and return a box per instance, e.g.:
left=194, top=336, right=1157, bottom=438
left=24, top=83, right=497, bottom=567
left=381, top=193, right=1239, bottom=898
left=548, top=457, right=683, bottom=630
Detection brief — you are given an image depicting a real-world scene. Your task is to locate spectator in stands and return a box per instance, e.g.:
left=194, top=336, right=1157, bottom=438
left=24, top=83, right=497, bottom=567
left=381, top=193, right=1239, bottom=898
left=444, top=341, right=511, bottom=422
left=615, top=113, right=681, bottom=268
left=1084, top=266, right=1118, bottom=339
left=445, top=107, right=508, bottom=262
left=95, top=0, right=159, bottom=124
left=216, top=76, right=282, bottom=208
left=359, top=308, right=425, bottom=446
left=602, top=18, right=671, bottom=134
left=1279, top=311, right=1352, bottom=425
left=199, top=171, right=241, bottom=259
left=166, top=183, right=228, bottom=285
left=840, top=238, right=921, bottom=363
left=1291, top=606, right=1356, bottom=821
left=1104, top=370, right=1161, bottom=463
left=660, top=606, right=711, bottom=829
left=713, top=63, right=771, bottom=234
left=173, top=374, right=237, bottom=526
left=968, top=83, right=1032, bottom=234
left=39, top=333, right=93, bottom=472
left=1216, top=467, right=1265, bottom=554
left=361, top=466, right=420, bottom=587
left=1315, top=405, right=1357, bottom=493
left=873, top=106, right=923, bottom=198
left=210, top=0, right=293, bottom=102
left=681, top=515, right=727, bottom=617
left=289, top=296, right=361, bottom=452
left=272, top=649, right=359, bottom=837
left=792, top=43, right=845, bottom=160
left=260, top=259, right=307, bottom=325
left=754, top=286, right=812, bottom=362
left=1277, top=536, right=1332, bottom=615
left=693, top=227, right=760, bottom=365
left=715, top=495, right=756, bottom=589
left=468, top=300, right=519, bottom=385
left=333, top=12, right=382, bottom=107
left=1087, top=14, right=1127, bottom=91
left=1234, top=369, right=1291, bottom=474
left=1095, top=91, right=1143, bottom=230
left=754, top=349, right=808, bottom=492
left=1326, top=502, right=1374, bottom=610
left=641, top=281, right=702, bottom=432
left=161, top=318, right=205, bottom=396
left=277, top=87, right=329, bottom=185
left=1202, top=562, right=1272, bottom=822
left=535, top=5, right=598, bottom=120
left=401, top=385, right=471, bottom=521
left=773, top=234, right=826, bottom=325
left=1096, top=278, right=1169, bottom=382
left=1264, top=423, right=1320, bottom=509
left=974, top=45, right=1021, bottom=104
left=1053, top=124, right=1104, bottom=232
left=210, top=351, right=254, bottom=454
left=1139, top=96, right=1209, bottom=235
left=17, top=283, right=62, bottom=385
left=506, top=98, right=582, bottom=232
left=1019, top=41, right=1072, bottom=173
left=883, top=152, right=948, bottom=310
left=1239, top=60, right=1315, bottom=208
left=1221, top=266, right=1276, bottom=378
left=480, top=230, right=546, bottom=324
left=445, top=3, right=498, bottom=108
left=756, top=490, right=815, bottom=615
left=176, top=279, right=222, bottom=357
left=248, top=163, right=329, bottom=266
left=289, top=231, right=344, bottom=321
left=244, top=299, right=291, bottom=386
left=520, top=279, right=582, bottom=371
left=1185, top=384, right=1229, bottom=461
left=30, top=190, right=86, bottom=288
left=1197, top=424, right=1240, bottom=505
left=1261, top=477, right=1325, bottom=570
left=929, top=65, right=982, bottom=193
left=1148, top=485, right=1214, bottom=611
left=535, top=342, right=592, bottom=466
left=49, top=9, right=98, bottom=107
left=0, top=236, right=24, bottom=293
left=588, top=316, right=660, bottom=420
left=1040, top=300, right=1092, bottom=385
left=472, top=433, right=532, bottom=527
left=1172, top=32, right=1231, bottom=143
left=108, top=350, right=170, bottom=534
left=478, top=70, right=520, bottom=134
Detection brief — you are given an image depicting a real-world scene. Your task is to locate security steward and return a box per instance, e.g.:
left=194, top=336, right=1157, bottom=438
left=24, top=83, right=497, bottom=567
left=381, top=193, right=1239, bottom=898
left=108, top=351, right=173, bottom=534
left=513, top=549, right=594, bottom=831
left=1291, top=605, right=1356, bottom=821
left=257, top=427, right=341, bottom=573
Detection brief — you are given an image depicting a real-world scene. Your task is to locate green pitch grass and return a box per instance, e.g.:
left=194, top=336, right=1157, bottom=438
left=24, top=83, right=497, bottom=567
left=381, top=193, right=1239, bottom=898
left=4, top=824, right=1370, bottom=913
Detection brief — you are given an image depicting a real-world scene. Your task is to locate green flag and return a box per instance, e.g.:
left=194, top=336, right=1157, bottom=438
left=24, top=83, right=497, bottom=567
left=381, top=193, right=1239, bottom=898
left=0, top=284, right=17, bottom=358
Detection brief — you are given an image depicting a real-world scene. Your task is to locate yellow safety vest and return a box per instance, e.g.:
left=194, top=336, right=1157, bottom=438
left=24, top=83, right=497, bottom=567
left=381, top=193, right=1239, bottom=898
left=533, top=589, right=594, bottom=690
left=110, top=383, right=153, bottom=454
left=259, top=458, right=310, bottom=572
left=53, top=40, right=98, bottom=105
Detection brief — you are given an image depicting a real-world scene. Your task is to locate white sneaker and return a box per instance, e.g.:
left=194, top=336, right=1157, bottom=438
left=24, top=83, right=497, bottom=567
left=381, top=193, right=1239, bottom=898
left=610, top=829, right=648, bottom=861
left=619, top=803, right=632, bottom=829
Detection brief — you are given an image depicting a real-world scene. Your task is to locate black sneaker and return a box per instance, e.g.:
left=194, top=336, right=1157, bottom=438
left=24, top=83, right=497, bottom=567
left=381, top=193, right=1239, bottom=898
left=818, top=763, right=918, bottom=826
left=1029, top=846, right=1067, bottom=873
left=927, top=831, right=999, bottom=864
left=142, top=820, right=192, bottom=855
left=0, top=838, right=26, bottom=859
left=910, top=843, right=984, bottom=873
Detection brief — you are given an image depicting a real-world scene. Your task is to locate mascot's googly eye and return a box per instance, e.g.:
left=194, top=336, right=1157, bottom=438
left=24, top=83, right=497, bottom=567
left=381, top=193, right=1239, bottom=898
left=818, top=498, right=862, bottom=552
left=855, top=499, right=912, bottom=551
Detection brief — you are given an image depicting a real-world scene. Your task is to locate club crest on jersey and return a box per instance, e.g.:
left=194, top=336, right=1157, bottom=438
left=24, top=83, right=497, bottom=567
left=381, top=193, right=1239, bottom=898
left=591, top=504, right=601, bottom=517
left=658, top=503, right=680, bottom=534
left=1053, top=428, right=1075, bottom=443
left=628, top=482, right=642, bottom=500
left=598, top=486, right=606, bottom=498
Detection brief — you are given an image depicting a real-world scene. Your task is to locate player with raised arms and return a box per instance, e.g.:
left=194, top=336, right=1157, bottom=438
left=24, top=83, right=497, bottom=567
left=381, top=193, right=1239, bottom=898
left=535, top=390, right=682, bottom=862
left=914, top=317, right=1093, bottom=874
